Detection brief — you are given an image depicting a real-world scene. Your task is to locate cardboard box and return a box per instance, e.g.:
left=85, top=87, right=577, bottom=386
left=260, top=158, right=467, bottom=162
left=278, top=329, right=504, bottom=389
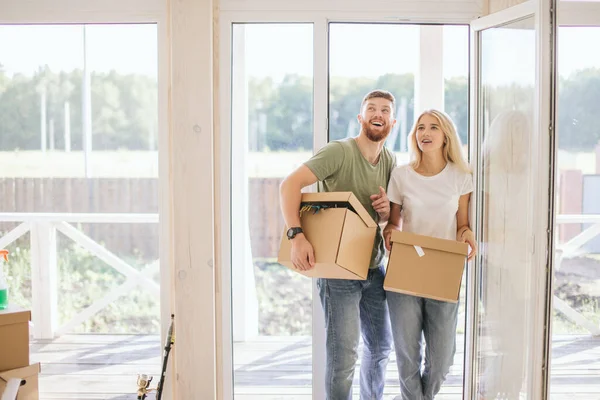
left=0, top=306, right=31, bottom=371
left=384, top=230, right=468, bottom=302
left=0, top=363, right=40, bottom=400
left=278, top=192, right=377, bottom=280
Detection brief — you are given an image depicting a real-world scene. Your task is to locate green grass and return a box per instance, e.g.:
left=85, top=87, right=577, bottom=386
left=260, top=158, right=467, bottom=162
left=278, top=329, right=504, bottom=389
left=254, top=259, right=312, bottom=336
left=252, top=259, right=599, bottom=337
left=252, top=259, right=469, bottom=336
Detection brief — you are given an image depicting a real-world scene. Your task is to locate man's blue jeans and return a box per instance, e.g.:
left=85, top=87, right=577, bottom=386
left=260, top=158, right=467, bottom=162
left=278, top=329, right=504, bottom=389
left=387, top=292, right=459, bottom=400
left=317, top=265, right=393, bottom=400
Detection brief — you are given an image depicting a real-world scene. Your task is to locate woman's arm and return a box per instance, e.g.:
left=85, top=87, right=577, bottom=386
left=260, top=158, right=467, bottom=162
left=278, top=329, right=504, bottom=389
left=456, top=193, right=477, bottom=261
left=383, top=202, right=402, bottom=251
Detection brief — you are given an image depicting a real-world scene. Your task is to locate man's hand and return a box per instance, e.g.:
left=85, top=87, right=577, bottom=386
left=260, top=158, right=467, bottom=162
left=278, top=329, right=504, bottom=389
left=291, top=234, right=316, bottom=271
left=370, top=186, right=390, bottom=222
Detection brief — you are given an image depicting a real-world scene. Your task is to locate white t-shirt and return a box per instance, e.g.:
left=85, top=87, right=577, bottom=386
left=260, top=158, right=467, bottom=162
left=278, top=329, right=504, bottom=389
left=387, top=163, right=474, bottom=241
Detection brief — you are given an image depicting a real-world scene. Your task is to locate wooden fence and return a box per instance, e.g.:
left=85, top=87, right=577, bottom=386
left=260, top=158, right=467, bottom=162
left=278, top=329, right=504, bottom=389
left=0, top=177, right=284, bottom=259
left=0, top=174, right=598, bottom=259
left=248, top=178, right=285, bottom=259
left=0, top=178, right=160, bottom=259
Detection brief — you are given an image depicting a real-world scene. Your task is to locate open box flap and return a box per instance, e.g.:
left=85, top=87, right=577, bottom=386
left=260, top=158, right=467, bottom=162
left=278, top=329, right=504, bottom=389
left=300, top=192, right=377, bottom=228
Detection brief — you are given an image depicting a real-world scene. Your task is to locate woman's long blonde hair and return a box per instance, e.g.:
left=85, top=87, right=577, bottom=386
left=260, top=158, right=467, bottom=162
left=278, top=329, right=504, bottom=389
left=408, top=109, right=471, bottom=174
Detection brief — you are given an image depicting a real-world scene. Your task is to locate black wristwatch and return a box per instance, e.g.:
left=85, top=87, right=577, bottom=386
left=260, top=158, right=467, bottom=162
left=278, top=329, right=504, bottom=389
left=286, top=227, right=303, bottom=240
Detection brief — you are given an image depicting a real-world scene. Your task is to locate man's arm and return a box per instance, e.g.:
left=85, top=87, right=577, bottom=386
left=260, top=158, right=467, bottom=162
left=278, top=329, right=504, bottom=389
left=279, top=165, right=319, bottom=270
left=280, top=165, right=319, bottom=228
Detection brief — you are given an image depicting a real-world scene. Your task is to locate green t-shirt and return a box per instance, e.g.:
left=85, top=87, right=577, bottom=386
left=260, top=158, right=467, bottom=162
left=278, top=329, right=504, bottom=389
left=304, top=138, right=397, bottom=269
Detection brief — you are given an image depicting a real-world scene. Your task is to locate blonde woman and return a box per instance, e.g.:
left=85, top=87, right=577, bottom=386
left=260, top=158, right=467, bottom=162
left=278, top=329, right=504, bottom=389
left=383, top=109, right=477, bottom=400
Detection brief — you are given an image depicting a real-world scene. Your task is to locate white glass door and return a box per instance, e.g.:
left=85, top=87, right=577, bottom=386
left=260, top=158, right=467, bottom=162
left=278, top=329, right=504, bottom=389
left=467, top=1, right=557, bottom=399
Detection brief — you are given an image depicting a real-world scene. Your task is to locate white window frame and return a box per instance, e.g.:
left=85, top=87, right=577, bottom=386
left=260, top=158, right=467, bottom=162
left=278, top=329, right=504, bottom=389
left=0, top=0, right=172, bottom=398
left=219, top=3, right=600, bottom=399
left=217, top=5, right=481, bottom=400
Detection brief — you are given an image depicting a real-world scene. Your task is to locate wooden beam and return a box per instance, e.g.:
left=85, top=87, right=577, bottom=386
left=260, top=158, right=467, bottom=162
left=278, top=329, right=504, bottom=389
left=488, top=0, right=528, bottom=14
left=169, top=0, right=217, bottom=397
left=212, top=0, right=224, bottom=399
left=30, top=222, right=58, bottom=339
left=414, top=25, right=444, bottom=118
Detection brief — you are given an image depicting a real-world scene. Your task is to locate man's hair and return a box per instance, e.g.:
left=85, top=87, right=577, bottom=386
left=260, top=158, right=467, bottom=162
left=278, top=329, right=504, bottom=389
left=361, top=90, right=396, bottom=113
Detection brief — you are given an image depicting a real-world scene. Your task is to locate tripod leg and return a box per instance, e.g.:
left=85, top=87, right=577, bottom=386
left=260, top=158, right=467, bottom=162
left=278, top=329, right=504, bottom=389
left=157, top=314, right=175, bottom=400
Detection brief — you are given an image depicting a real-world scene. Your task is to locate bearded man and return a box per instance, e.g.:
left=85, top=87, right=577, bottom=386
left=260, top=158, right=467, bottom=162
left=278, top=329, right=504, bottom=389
left=279, top=90, right=397, bottom=400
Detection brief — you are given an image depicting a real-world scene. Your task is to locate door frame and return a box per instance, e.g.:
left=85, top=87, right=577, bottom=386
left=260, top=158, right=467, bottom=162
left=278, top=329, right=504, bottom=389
left=217, top=0, right=588, bottom=397
left=217, top=9, right=478, bottom=400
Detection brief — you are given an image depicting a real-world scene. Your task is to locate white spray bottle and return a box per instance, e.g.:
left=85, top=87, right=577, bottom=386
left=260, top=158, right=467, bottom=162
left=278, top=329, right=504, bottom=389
left=0, top=250, right=9, bottom=310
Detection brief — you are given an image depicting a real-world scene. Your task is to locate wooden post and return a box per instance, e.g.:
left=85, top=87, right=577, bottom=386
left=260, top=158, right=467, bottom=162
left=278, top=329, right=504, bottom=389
left=30, top=221, right=58, bottom=339
left=40, top=86, right=47, bottom=153
left=414, top=25, right=444, bottom=119
left=559, top=169, right=583, bottom=242
left=64, top=102, right=71, bottom=152
left=49, top=119, right=55, bottom=151
left=169, top=0, right=217, bottom=397
left=596, top=142, right=600, bottom=174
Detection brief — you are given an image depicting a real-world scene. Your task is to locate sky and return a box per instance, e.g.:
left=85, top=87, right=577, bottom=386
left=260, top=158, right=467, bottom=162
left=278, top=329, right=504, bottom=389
left=0, top=24, right=159, bottom=78
left=0, top=23, right=598, bottom=84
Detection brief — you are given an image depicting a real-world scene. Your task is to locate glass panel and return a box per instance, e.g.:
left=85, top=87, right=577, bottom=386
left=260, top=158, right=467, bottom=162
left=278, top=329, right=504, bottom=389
left=329, top=23, right=469, bottom=399
left=329, top=23, right=418, bottom=162
left=231, top=23, right=314, bottom=398
left=551, top=25, right=600, bottom=400
left=0, top=23, right=159, bottom=397
left=475, top=17, right=537, bottom=399
left=443, top=25, right=471, bottom=398
left=444, top=25, right=470, bottom=147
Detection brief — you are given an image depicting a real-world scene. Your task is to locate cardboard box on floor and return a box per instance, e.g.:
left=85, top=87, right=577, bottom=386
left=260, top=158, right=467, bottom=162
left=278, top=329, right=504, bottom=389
left=0, top=363, right=41, bottom=400
left=278, top=192, right=377, bottom=280
left=384, top=230, right=468, bottom=302
left=0, top=306, right=31, bottom=371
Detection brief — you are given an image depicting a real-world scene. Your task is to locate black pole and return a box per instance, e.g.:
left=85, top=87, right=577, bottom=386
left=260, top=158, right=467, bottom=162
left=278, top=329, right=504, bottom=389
left=156, top=314, right=175, bottom=400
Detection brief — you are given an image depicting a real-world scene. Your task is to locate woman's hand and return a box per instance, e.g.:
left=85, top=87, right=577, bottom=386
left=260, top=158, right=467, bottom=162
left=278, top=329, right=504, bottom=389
left=383, top=224, right=399, bottom=252
left=459, top=228, right=477, bottom=261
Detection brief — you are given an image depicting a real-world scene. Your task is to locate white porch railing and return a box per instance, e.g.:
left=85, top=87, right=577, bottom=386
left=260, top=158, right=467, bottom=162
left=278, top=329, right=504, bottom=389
left=0, top=213, right=598, bottom=339
left=554, top=214, right=600, bottom=336
left=0, top=213, right=159, bottom=339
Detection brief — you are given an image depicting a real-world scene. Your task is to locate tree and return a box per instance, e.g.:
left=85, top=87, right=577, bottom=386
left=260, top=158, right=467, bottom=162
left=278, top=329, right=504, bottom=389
left=0, top=72, right=41, bottom=150
left=1, top=65, right=599, bottom=153
left=0, top=65, right=157, bottom=151
left=444, top=77, right=469, bottom=145
left=558, top=68, right=600, bottom=151
left=265, top=74, right=313, bottom=151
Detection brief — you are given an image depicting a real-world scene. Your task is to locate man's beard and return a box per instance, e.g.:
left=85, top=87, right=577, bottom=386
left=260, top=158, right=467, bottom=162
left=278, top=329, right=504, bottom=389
left=362, top=119, right=392, bottom=143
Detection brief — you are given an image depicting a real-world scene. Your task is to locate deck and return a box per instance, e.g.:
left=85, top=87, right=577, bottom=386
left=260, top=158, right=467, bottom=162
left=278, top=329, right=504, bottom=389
left=30, top=334, right=600, bottom=399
